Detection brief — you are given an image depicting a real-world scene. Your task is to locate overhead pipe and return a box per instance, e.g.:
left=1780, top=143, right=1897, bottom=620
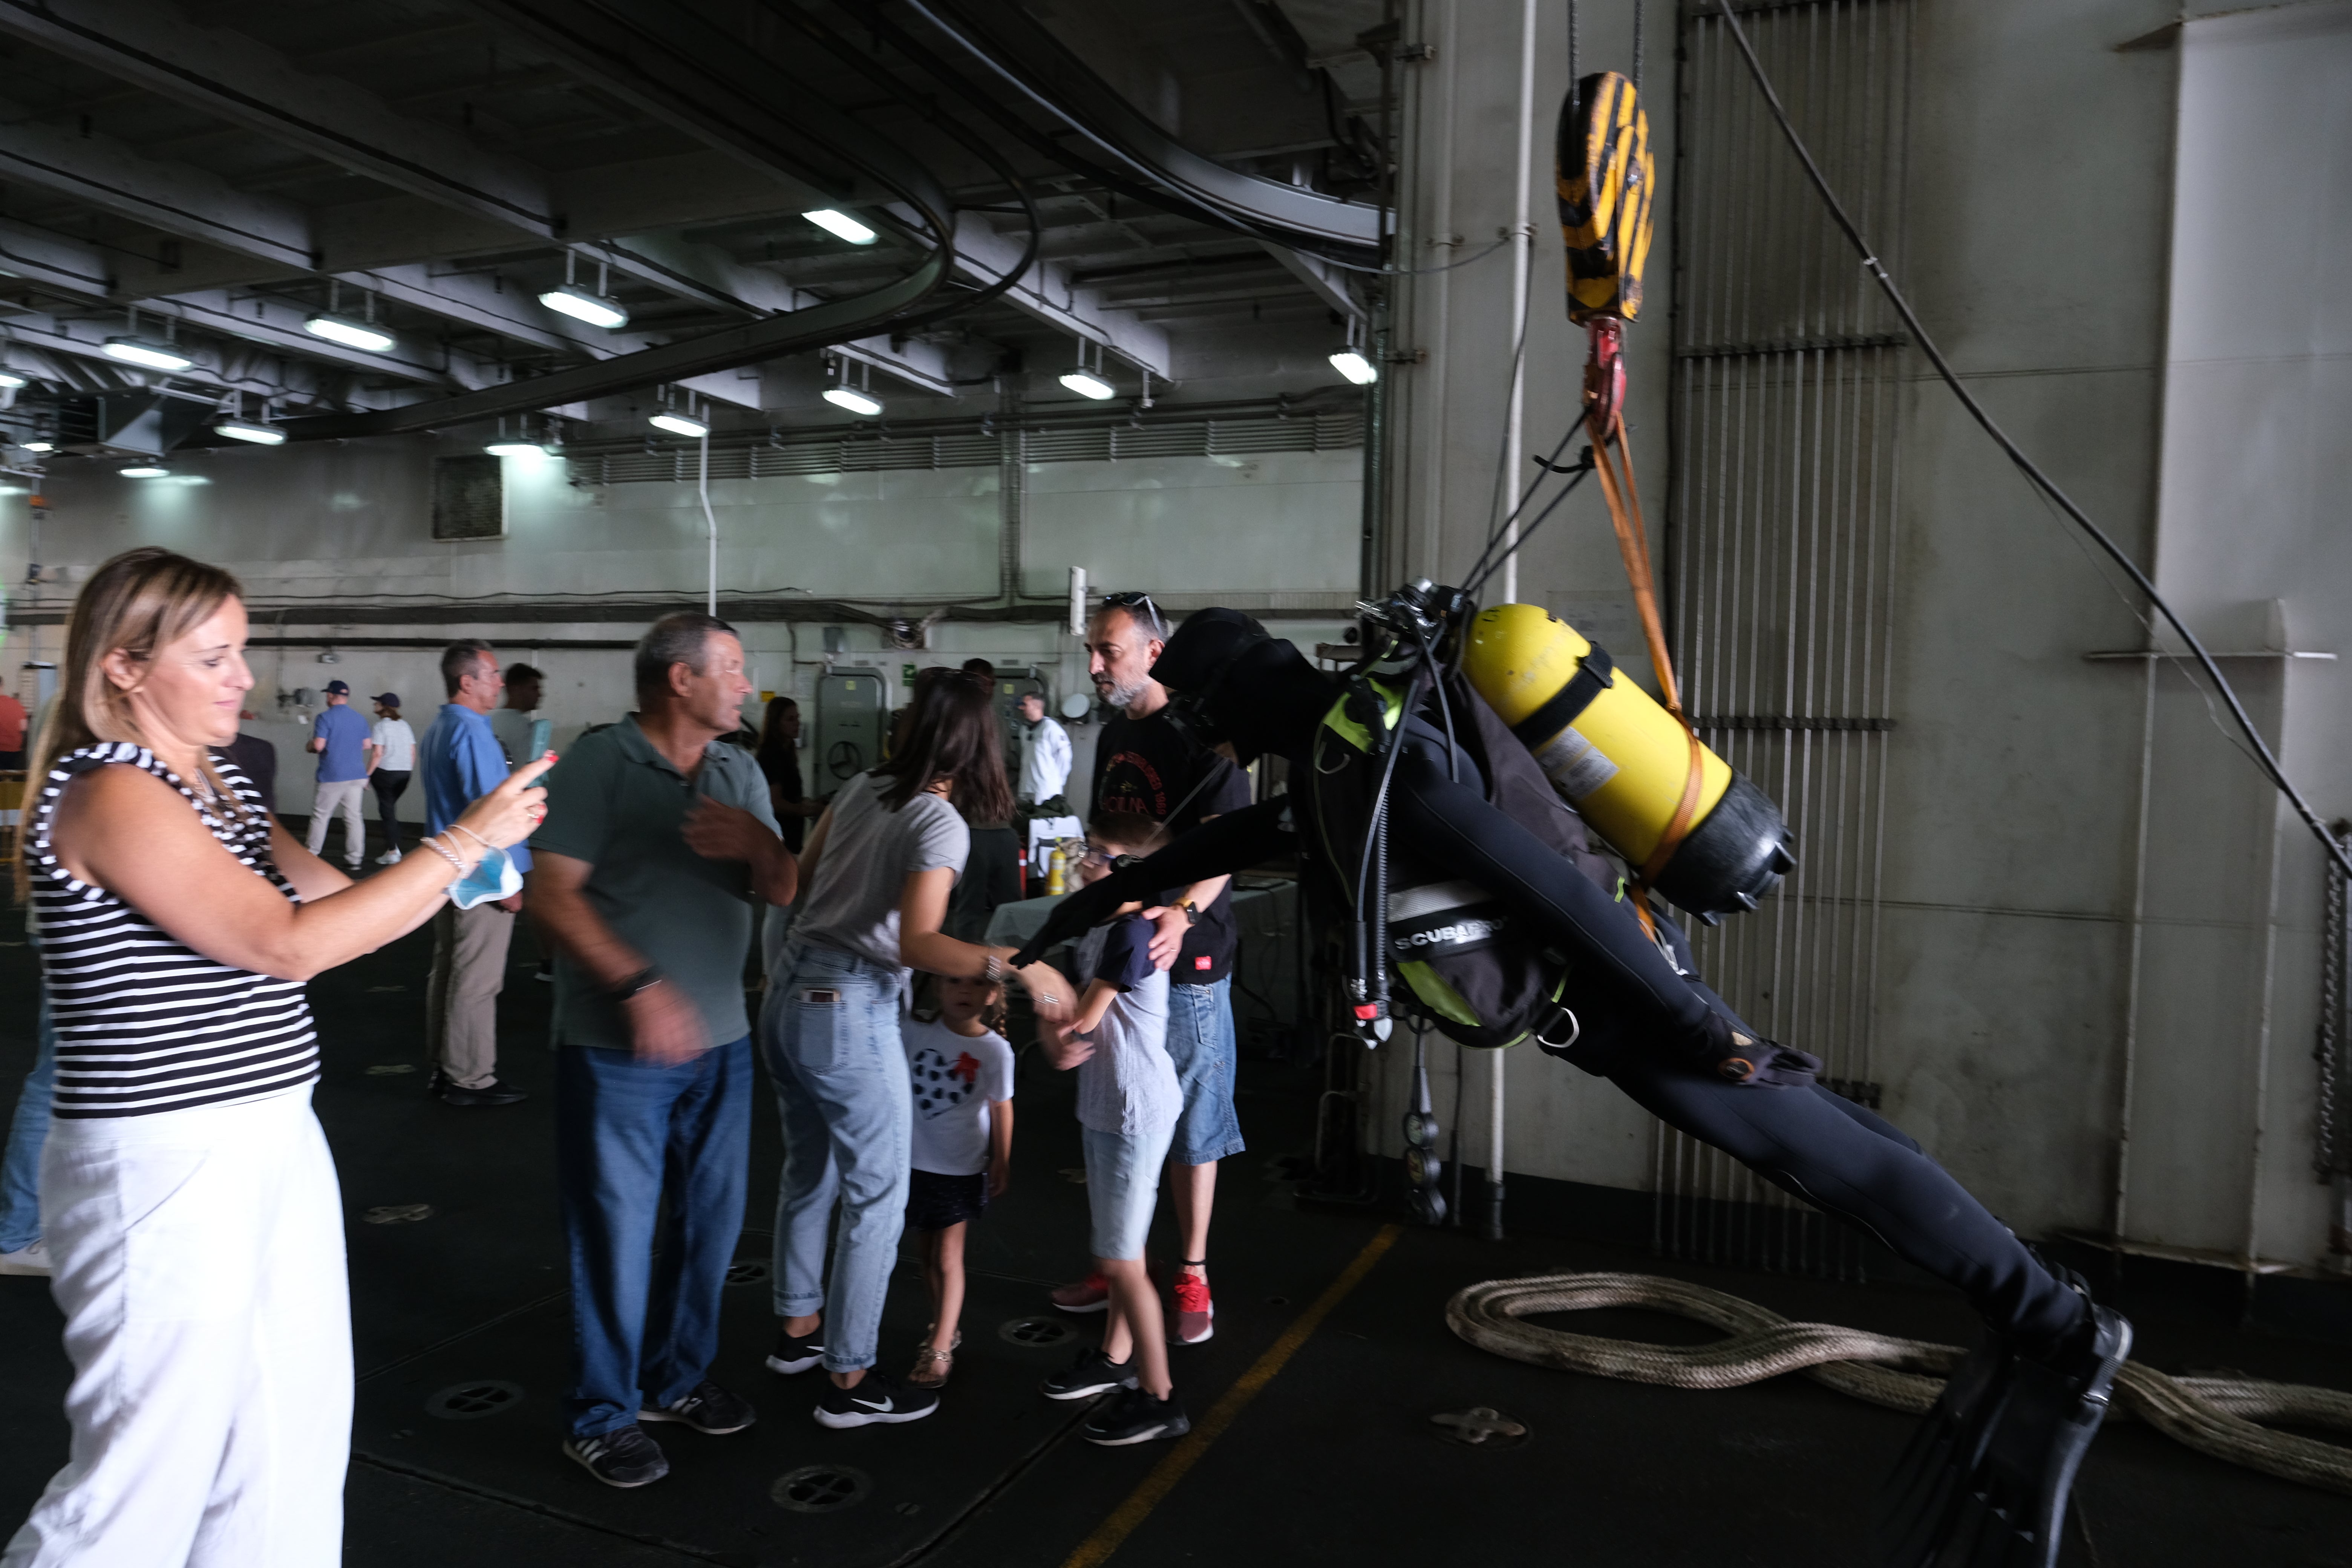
left=892, top=0, right=1384, bottom=262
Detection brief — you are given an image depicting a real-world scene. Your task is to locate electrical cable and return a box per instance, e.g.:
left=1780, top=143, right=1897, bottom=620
left=1712, top=0, right=2352, bottom=882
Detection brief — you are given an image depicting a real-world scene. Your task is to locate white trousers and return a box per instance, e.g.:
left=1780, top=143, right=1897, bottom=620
left=3, top=1089, right=351, bottom=1568
left=305, top=779, right=368, bottom=869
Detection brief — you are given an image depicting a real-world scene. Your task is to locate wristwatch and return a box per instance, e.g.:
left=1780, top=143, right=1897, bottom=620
left=609, top=967, right=664, bottom=1002
left=1178, top=899, right=1200, bottom=926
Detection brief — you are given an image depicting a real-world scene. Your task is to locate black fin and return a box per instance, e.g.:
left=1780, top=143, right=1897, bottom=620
left=1876, top=1305, right=2132, bottom=1568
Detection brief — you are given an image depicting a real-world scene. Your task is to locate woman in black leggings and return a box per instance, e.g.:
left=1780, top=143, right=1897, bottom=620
left=367, top=694, right=416, bottom=864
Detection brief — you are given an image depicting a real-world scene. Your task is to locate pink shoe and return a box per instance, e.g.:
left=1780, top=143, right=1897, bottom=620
left=1171, top=1270, right=1215, bottom=1344
left=1050, top=1271, right=1110, bottom=1314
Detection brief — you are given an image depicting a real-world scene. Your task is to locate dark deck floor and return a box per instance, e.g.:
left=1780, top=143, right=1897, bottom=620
left=3, top=857, right=2350, bottom=1566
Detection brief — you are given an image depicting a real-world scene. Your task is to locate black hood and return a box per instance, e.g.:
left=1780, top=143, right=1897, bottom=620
left=1152, top=607, right=1334, bottom=764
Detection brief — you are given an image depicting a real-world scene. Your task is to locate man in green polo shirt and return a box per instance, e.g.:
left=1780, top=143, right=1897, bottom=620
left=528, top=612, right=796, bottom=1490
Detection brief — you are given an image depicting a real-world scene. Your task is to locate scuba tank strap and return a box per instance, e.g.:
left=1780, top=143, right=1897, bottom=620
left=1507, top=641, right=1615, bottom=750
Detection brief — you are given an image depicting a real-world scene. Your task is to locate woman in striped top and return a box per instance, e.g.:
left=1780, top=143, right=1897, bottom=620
left=6, top=548, right=550, bottom=1568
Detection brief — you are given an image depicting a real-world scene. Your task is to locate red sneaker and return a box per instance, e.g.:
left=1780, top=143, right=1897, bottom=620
left=1171, top=1270, right=1215, bottom=1344
left=1050, top=1271, right=1110, bottom=1314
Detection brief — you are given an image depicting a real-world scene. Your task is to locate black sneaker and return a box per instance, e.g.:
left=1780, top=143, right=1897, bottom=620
left=437, top=1078, right=527, bottom=1106
left=640, top=1380, right=756, bottom=1435
left=1040, top=1346, right=1139, bottom=1402
left=1082, top=1386, right=1190, bottom=1446
left=814, top=1368, right=939, bottom=1429
left=563, top=1424, right=669, bottom=1487
left=766, top=1323, right=825, bottom=1375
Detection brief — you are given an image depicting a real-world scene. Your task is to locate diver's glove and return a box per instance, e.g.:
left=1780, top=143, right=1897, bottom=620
left=1692, top=1011, right=1823, bottom=1089
left=1011, top=870, right=1143, bottom=966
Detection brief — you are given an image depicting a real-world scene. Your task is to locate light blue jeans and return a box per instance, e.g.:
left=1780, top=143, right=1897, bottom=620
left=0, top=939, right=56, bottom=1254
left=763, top=941, right=911, bottom=1375
left=1083, top=1121, right=1176, bottom=1261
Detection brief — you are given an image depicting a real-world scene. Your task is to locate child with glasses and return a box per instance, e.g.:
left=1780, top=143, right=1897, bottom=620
left=1033, top=813, right=1189, bottom=1445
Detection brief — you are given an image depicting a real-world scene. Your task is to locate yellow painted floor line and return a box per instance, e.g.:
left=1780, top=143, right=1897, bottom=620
left=1058, top=1223, right=1404, bottom=1568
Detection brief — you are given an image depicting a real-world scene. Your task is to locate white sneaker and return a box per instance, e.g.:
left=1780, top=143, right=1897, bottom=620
left=0, top=1239, right=51, bottom=1277
left=376, top=848, right=402, bottom=865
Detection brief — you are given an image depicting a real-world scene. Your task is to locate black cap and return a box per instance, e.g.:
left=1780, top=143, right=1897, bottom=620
left=371, top=692, right=400, bottom=707
left=322, top=679, right=351, bottom=696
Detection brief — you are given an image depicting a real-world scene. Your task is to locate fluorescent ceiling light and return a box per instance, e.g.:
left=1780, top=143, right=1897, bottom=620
left=103, top=337, right=193, bottom=372
left=119, top=465, right=169, bottom=478
left=537, top=285, right=629, bottom=329
left=1059, top=368, right=1115, bottom=400
left=649, top=412, right=709, bottom=438
left=0, top=372, right=23, bottom=388
left=304, top=313, right=396, bottom=353
left=484, top=441, right=552, bottom=458
left=214, top=418, right=286, bottom=446
left=802, top=208, right=877, bottom=245
left=21, top=438, right=52, bottom=452
left=822, top=386, right=883, bottom=416
left=1329, top=349, right=1378, bottom=385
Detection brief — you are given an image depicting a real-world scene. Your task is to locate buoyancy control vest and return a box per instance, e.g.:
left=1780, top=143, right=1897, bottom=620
left=1307, top=666, right=1617, bottom=1051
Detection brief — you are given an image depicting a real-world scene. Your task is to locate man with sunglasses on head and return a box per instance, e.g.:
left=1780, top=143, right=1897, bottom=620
left=1050, top=592, right=1251, bottom=1344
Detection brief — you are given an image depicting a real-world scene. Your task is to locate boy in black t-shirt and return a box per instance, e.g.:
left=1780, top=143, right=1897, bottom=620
left=1046, top=594, right=1250, bottom=1345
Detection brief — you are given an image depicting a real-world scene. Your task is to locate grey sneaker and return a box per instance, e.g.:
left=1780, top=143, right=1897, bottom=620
left=640, top=1380, right=756, bottom=1435
left=563, top=1424, right=669, bottom=1488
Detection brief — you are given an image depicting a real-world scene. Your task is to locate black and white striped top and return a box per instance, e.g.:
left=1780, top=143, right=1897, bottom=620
left=28, top=743, right=318, bottom=1119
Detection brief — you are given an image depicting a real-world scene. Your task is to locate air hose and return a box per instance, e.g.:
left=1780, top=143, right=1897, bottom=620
left=1448, top=1272, right=2352, bottom=1494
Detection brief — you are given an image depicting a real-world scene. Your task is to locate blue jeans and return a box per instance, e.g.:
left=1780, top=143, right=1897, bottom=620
left=0, top=939, right=56, bottom=1254
left=763, top=941, right=910, bottom=1375
left=556, top=1036, right=752, bottom=1439
left=1165, top=976, right=1245, bottom=1167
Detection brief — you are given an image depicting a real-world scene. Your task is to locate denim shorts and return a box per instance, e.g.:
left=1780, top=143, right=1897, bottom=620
left=1082, top=1121, right=1175, bottom=1261
left=1164, top=976, right=1245, bottom=1166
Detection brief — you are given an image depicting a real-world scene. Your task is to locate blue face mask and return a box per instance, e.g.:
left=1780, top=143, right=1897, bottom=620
left=448, top=844, right=522, bottom=910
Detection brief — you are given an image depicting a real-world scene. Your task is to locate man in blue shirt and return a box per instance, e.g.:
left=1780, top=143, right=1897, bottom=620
left=304, top=679, right=371, bottom=872
left=421, top=641, right=534, bottom=1107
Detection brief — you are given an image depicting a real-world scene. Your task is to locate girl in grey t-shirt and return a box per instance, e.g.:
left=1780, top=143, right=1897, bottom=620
left=760, top=669, right=1068, bottom=1429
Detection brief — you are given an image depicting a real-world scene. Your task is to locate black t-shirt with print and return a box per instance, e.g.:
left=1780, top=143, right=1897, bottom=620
left=1090, top=709, right=1253, bottom=985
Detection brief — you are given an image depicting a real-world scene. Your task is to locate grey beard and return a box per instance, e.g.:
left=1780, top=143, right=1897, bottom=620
left=1098, top=672, right=1153, bottom=710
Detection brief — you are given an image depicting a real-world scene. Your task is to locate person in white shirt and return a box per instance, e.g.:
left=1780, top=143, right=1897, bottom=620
left=1017, top=691, right=1078, bottom=881
left=901, top=973, right=1014, bottom=1390
left=1016, top=691, right=1072, bottom=812
left=490, top=662, right=544, bottom=767
left=366, top=693, right=418, bottom=864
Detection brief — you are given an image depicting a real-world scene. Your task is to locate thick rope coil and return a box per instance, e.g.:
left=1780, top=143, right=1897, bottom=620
left=1446, top=1272, right=2352, bottom=1496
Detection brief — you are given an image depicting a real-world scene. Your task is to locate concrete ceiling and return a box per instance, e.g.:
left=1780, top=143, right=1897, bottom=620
left=0, top=0, right=1389, bottom=452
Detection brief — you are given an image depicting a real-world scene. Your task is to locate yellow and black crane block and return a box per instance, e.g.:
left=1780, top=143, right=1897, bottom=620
left=1556, top=70, right=1655, bottom=325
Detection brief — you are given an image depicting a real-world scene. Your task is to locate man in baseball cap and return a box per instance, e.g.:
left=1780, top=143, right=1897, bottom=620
left=306, top=680, right=371, bottom=871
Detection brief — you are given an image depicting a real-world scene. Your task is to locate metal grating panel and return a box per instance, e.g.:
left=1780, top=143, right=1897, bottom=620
left=1658, top=0, right=1913, bottom=1279
left=431, top=454, right=504, bottom=540
left=567, top=412, right=1362, bottom=487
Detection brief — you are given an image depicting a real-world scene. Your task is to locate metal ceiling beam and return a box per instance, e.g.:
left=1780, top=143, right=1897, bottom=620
left=0, top=309, right=418, bottom=411
left=945, top=214, right=1171, bottom=377
left=0, top=0, right=561, bottom=240
left=332, top=263, right=772, bottom=410
left=0, top=219, right=117, bottom=300
left=0, top=101, right=317, bottom=271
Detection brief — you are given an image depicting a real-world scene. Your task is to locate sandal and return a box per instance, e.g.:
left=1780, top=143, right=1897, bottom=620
left=909, top=1343, right=954, bottom=1387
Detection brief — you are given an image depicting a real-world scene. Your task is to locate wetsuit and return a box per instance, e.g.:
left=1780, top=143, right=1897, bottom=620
left=1019, top=628, right=2086, bottom=1354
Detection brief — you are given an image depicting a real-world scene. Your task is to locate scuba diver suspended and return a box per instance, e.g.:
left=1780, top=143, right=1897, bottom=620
left=1011, top=594, right=2131, bottom=1567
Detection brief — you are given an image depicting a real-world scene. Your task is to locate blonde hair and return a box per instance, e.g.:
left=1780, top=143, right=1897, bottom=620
left=17, top=547, right=250, bottom=898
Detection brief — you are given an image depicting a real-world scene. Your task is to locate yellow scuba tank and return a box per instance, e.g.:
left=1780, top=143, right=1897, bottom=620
left=1461, top=603, right=1794, bottom=919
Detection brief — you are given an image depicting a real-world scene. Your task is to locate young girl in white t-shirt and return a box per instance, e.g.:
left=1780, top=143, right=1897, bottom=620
left=902, top=972, right=1015, bottom=1388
